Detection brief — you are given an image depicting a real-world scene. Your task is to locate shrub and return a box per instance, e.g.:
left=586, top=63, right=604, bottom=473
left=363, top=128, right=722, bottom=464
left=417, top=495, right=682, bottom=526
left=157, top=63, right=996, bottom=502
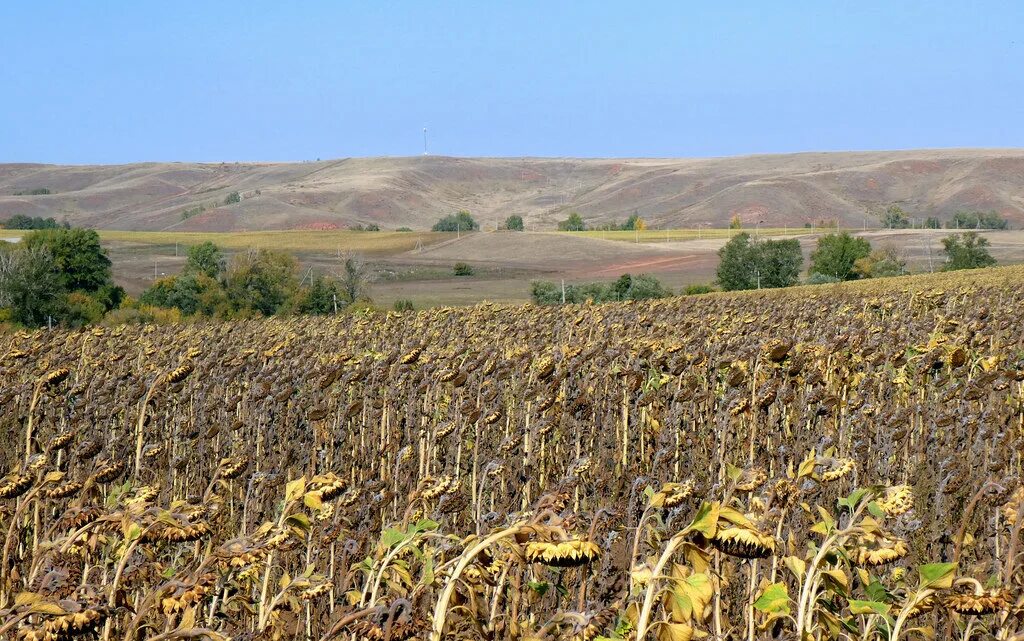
left=453, top=262, right=474, bottom=276
left=432, top=211, right=478, bottom=232
left=557, top=212, right=586, bottom=231
left=396, top=227, right=413, bottom=232
left=393, top=298, right=414, bottom=312
left=224, top=191, right=241, bottom=205
left=504, top=215, right=524, bottom=231
left=806, top=272, right=842, bottom=285
left=683, top=284, right=715, bottom=295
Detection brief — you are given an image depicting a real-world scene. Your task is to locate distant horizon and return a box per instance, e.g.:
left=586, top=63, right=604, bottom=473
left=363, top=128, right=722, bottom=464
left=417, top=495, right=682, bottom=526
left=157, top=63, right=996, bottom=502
left=3, top=2, right=1022, bottom=164
left=7, top=145, right=1024, bottom=167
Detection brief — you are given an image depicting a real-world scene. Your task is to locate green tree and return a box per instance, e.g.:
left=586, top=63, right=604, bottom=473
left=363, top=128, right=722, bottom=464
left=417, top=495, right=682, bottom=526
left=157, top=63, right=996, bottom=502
left=338, top=253, right=371, bottom=303
left=185, top=241, right=224, bottom=278
left=140, top=273, right=227, bottom=317
left=0, top=245, right=66, bottom=326
left=808, top=232, right=872, bottom=280
left=558, top=212, right=586, bottom=231
left=504, top=215, right=524, bottom=231
left=223, top=249, right=298, bottom=315
left=940, top=232, right=997, bottom=271
left=924, top=217, right=941, bottom=229
left=298, top=275, right=344, bottom=315
left=881, top=205, right=910, bottom=229
left=21, top=228, right=112, bottom=293
left=716, top=233, right=757, bottom=291
left=756, top=238, right=803, bottom=288
left=224, top=191, right=241, bottom=205
left=453, top=262, right=474, bottom=276
left=716, top=233, right=803, bottom=291
left=853, top=247, right=906, bottom=278
left=946, top=210, right=1008, bottom=230
left=432, top=210, right=478, bottom=232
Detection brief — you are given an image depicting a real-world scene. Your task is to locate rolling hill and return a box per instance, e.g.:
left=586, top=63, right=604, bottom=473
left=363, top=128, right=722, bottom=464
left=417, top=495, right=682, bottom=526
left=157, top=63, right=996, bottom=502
left=2, top=148, right=1023, bottom=231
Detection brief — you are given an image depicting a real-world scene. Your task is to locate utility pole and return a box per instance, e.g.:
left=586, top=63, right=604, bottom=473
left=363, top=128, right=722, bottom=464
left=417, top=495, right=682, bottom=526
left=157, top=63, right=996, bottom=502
left=561, top=279, right=566, bottom=304
left=333, top=293, right=338, bottom=314
left=423, top=128, right=428, bottom=155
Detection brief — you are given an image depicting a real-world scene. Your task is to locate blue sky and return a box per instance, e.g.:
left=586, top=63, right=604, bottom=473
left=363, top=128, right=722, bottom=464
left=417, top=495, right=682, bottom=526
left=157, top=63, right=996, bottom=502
left=2, top=1, right=1022, bottom=163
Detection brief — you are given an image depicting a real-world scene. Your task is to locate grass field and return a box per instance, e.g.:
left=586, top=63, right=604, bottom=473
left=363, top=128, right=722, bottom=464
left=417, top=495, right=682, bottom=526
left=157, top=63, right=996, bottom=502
left=568, top=226, right=818, bottom=242
left=3, top=229, right=452, bottom=256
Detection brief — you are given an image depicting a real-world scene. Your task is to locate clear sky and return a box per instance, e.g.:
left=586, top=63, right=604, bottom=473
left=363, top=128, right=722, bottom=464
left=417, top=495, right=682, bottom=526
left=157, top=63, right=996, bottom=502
left=2, top=1, right=1022, bottom=164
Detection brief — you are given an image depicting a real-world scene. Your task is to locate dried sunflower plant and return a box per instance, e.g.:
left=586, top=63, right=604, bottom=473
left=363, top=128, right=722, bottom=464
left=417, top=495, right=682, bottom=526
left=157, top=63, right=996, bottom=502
left=0, top=267, right=1023, bottom=640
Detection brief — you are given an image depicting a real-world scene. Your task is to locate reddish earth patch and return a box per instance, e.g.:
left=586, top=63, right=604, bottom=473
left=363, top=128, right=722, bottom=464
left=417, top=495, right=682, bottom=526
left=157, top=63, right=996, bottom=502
left=589, top=254, right=701, bottom=275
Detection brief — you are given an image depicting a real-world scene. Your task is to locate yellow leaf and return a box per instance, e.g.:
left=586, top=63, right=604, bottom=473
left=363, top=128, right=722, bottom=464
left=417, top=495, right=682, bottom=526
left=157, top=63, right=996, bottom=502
left=657, top=621, right=695, bottom=641
left=285, top=477, right=307, bottom=503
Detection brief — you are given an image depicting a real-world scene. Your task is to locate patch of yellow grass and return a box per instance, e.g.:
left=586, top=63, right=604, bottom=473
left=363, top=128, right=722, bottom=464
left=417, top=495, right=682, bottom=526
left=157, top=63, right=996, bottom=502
left=568, top=228, right=818, bottom=243
left=5, top=230, right=452, bottom=256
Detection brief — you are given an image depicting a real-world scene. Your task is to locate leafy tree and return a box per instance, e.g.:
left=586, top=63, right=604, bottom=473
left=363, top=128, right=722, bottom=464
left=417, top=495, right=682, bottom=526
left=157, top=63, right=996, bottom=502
left=64, top=292, right=106, bottom=328
left=223, top=249, right=298, bottom=315
left=881, top=205, right=910, bottom=229
left=185, top=241, right=224, bottom=278
left=298, top=276, right=344, bottom=315
left=0, top=245, right=66, bottom=326
left=224, top=191, right=241, bottom=205
left=21, top=228, right=112, bottom=293
left=946, top=210, right=1008, bottom=230
left=530, top=273, right=670, bottom=305
left=620, top=213, right=646, bottom=231
left=338, top=253, right=371, bottom=303
left=716, top=233, right=758, bottom=291
left=504, top=215, right=524, bottom=231
left=808, top=232, right=871, bottom=281
left=853, top=247, right=906, bottom=278
left=716, top=233, right=803, bottom=291
left=924, top=217, right=941, bottom=229
left=432, top=211, right=478, bottom=232
left=453, top=262, right=474, bottom=276
left=756, top=238, right=804, bottom=288
left=140, top=273, right=227, bottom=316
left=941, top=232, right=997, bottom=271
left=558, top=212, right=586, bottom=231
left=1, top=215, right=66, bottom=230
left=729, top=214, right=742, bottom=229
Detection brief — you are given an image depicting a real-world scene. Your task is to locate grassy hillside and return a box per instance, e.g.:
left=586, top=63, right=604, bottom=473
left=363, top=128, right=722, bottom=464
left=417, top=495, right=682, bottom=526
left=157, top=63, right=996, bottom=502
left=2, top=149, right=1024, bottom=232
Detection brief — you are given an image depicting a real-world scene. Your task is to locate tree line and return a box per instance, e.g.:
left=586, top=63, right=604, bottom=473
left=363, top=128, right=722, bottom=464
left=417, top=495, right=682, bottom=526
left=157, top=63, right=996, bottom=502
left=0, top=232, right=376, bottom=329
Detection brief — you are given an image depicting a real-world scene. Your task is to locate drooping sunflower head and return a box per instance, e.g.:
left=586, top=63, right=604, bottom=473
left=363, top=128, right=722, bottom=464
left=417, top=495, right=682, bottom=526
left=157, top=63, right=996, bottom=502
left=944, top=585, right=1012, bottom=616
left=0, top=473, right=33, bottom=500
left=710, top=525, right=776, bottom=559
left=851, top=532, right=908, bottom=567
left=735, top=467, right=767, bottom=492
left=818, top=457, right=856, bottom=482
left=650, top=480, right=695, bottom=509
left=524, top=539, right=601, bottom=567
left=876, top=484, right=914, bottom=517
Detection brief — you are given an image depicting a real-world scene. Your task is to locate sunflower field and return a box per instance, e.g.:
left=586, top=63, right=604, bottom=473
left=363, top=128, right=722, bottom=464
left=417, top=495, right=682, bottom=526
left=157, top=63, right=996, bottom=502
left=2, top=266, right=1024, bottom=641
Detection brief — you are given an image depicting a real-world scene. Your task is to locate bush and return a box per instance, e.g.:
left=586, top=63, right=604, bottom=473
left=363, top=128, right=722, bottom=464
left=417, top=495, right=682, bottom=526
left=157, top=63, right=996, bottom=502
left=504, top=215, right=524, bottom=231
left=224, top=191, right=241, bottom=205
left=396, top=227, right=413, bottom=232
left=806, top=273, right=843, bottom=285
left=716, top=233, right=803, bottom=291
left=298, top=276, right=345, bottom=315
left=531, top=273, right=670, bottom=305
left=557, top=212, right=586, bottom=231
left=881, top=205, right=910, bottom=229
left=453, top=262, right=474, bottom=276
left=941, top=232, right=997, bottom=271
left=393, top=299, right=414, bottom=312
left=683, top=284, right=715, bottom=295
left=12, top=188, right=51, bottom=196
left=809, top=232, right=872, bottom=281
left=432, top=211, right=478, bottom=232
left=351, top=223, right=381, bottom=231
